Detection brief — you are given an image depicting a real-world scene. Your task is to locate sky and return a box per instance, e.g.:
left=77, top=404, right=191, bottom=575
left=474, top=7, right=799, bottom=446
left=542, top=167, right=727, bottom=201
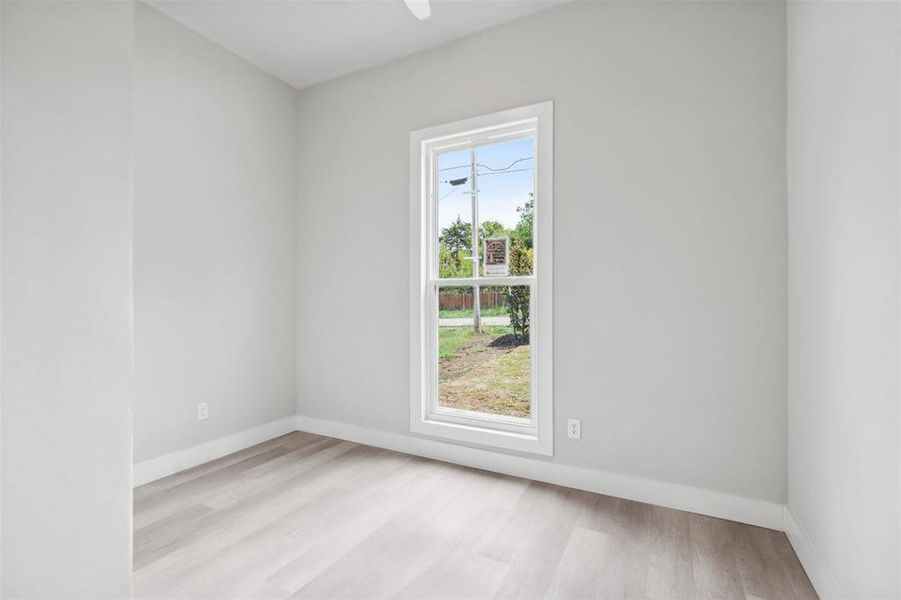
left=437, top=137, right=534, bottom=234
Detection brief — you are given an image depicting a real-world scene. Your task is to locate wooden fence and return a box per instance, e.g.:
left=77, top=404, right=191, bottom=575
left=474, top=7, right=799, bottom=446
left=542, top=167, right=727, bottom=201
left=439, top=290, right=506, bottom=311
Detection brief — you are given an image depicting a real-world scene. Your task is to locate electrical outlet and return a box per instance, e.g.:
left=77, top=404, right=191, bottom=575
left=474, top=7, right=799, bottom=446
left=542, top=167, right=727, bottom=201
left=567, top=418, right=581, bottom=440
left=197, top=401, right=209, bottom=421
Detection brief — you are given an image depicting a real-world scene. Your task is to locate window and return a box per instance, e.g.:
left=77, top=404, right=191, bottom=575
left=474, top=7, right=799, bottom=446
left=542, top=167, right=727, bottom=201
left=409, top=102, right=553, bottom=455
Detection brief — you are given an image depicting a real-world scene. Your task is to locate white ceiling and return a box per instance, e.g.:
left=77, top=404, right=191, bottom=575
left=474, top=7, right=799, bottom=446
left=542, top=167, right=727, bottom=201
left=147, top=0, right=571, bottom=90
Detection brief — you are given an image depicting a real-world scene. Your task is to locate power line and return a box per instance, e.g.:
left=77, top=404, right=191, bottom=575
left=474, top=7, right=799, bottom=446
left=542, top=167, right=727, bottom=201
left=478, top=157, right=533, bottom=172
left=438, top=188, right=458, bottom=202
left=477, top=167, right=534, bottom=177
left=437, top=155, right=534, bottom=202
left=438, top=156, right=533, bottom=173
left=440, top=165, right=533, bottom=188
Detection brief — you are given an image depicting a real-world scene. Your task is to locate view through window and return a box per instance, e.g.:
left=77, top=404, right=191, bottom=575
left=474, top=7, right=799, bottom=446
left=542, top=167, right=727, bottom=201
left=436, top=138, right=535, bottom=422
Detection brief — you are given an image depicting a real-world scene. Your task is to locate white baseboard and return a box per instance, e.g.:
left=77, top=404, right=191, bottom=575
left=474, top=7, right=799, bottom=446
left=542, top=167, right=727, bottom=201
left=134, top=413, right=788, bottom=532
left=295, top=415, right=785, bottom=531
left=784, top=506, right=844, bottom=599
left=132, top=415, right=298, bottom=487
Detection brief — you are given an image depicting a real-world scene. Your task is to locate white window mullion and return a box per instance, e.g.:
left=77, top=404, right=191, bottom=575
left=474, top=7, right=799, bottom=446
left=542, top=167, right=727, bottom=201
left=432, top=276, right=535, bottom=288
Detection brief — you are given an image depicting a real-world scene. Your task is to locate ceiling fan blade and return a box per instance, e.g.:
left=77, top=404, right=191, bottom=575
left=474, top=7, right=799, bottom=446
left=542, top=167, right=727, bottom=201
left=404, top=0, right=431, bottom=21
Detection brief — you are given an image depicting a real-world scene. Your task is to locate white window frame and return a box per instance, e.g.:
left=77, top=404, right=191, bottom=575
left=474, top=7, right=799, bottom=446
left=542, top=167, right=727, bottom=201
left=409, top=101, right=554, bottom=456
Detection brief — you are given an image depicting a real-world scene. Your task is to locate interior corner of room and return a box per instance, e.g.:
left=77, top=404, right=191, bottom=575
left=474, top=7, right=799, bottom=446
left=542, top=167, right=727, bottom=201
left=1, top=0, right=899, bottom=598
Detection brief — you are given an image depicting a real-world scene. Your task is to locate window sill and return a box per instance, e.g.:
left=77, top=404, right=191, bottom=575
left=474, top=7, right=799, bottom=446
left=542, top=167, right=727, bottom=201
left=410, top=413, right=553, bottom=456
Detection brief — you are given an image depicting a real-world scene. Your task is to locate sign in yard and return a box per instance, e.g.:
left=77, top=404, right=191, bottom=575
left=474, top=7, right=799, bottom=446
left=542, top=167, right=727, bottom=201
left=483, top=237, right=510, bottom=276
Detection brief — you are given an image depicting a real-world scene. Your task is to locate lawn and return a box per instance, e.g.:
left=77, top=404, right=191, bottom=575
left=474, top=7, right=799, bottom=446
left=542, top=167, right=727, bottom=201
left=437, top=326, right=530, bottom=418
left=438, top=326, right=473, bottom=359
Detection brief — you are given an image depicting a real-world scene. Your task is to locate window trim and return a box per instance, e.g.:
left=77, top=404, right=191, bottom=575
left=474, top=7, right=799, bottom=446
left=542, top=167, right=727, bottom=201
left=409, top=102, right=554, bottom=456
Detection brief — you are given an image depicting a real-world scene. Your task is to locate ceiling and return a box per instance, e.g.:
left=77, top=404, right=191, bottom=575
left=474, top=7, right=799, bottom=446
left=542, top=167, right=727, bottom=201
left=147, top=0, right=571, bottom=90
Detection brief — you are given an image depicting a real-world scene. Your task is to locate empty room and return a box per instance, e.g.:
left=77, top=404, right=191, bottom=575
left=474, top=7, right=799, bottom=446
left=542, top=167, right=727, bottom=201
left=0, top=0, right=899, bottom=598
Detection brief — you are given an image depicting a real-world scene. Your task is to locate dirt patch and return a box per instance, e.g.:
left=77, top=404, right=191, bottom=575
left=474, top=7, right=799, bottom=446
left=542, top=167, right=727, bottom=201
left=438, top=329, right=531, bottom=418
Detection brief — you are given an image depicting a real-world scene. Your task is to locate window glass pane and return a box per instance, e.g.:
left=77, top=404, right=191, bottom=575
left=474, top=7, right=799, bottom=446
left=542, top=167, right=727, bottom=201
left=476, top=138, right=534, bottom=276
left=437, top=149, right=474, bottom=279
left=438, top=285, right=531, bottom=420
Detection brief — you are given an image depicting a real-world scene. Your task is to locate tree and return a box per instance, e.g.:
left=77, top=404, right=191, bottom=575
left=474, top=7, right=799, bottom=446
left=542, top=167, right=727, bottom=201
left=441, top=216, right=471, bottom=258
left=479, top=220, right=507, bottom=241
left=511, top=193, right=534, bottom=250
left=438, top=241, right=470, bottom=279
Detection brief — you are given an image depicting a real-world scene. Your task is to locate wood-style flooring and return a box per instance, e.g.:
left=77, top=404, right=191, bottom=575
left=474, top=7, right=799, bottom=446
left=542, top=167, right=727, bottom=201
left=133, top=432, right=817, bottom=599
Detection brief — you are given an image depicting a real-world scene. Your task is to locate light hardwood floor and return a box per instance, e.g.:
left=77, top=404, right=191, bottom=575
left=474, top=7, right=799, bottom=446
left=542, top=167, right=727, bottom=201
left=134, top=432, right=817, bottom=599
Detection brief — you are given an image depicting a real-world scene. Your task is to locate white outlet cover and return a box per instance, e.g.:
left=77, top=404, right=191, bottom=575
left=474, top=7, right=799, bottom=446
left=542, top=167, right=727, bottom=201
left=567, top=418, right=581, bottom=440
left=197, top=402, right=209, bottom=421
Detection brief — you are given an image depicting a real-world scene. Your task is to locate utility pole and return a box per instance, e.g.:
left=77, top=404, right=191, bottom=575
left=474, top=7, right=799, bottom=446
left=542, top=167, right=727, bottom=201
left=470, top=148, right=481, bottom=333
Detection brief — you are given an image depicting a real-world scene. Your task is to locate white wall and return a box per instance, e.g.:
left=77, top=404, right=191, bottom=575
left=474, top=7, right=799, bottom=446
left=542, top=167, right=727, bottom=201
left=786, top=1, right=900, bottom=598
left=295, top=1, right=788, bottom=503
left=0, top=1, right=134, bottom=596
left=133, top=3, right=297, bottom=464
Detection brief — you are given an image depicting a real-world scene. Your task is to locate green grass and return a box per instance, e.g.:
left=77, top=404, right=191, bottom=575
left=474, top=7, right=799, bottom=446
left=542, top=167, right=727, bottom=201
left=437, top=326, right=531, bottom=418
left=438, top=326, right=515, bottom=359
left=495, top=346, right=531, bottom=399
left=438, top=306, right=508, bottom=318
left=438, top=327, right=473, bottom=359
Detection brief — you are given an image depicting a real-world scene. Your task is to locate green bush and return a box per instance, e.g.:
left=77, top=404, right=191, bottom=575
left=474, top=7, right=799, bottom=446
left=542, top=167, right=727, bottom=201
left=507, top=241, right=532, bottom=339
